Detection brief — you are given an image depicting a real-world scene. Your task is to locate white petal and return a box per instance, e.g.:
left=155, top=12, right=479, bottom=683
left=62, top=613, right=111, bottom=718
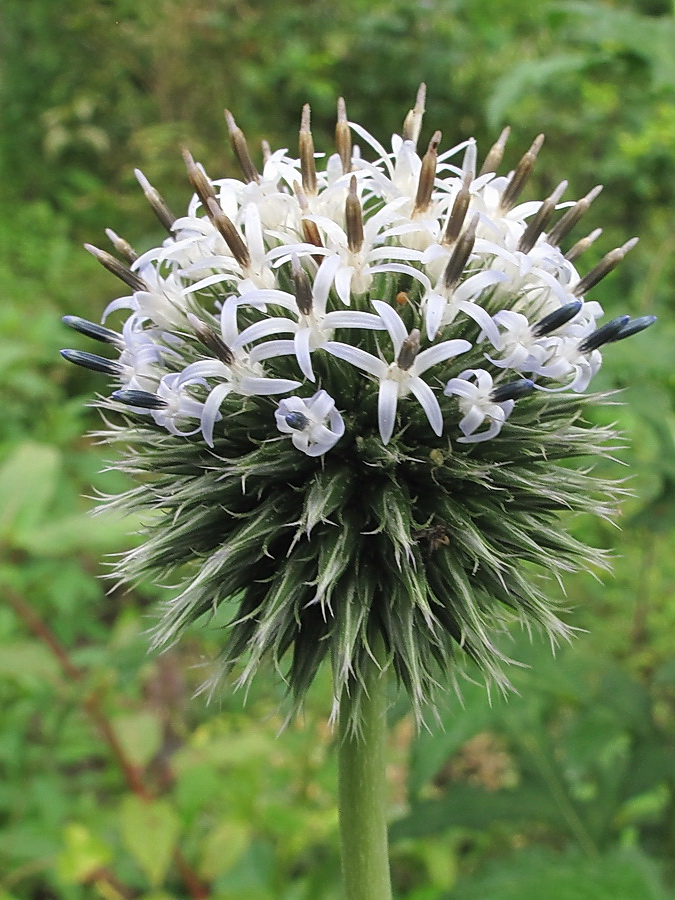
left=458, top=418, right=502, bottom=443
left=323, top=311, right=386, bottom=332
left=294, top=329, right=315, bottom=381
left=443, top=377, right=478, bottom=400
left=371, top=300, right=407, bottom=353
left=239, top=376, right=301, bottom=395
left=378, top=378, right=399, bottom=445
left=414, top=339, right=471, bottom=374
left=322, top=341, right=386, bottom=377
left=250, top=339, right=297, bottom=362
left=368, top=263, right=432, bottom=293
left=237, top=317, right=297, bottom=346
left=202, top=382, right=232, bottom=447
left=313, top=254, right=343, bottom=312
left=334, top=264, right=355, bottom=306
left=408, top=378, right=443, bottom=435
left=459, top=406, right=485, bottom=437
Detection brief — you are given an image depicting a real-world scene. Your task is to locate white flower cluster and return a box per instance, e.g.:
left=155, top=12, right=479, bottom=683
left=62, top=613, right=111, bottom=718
left=62, top=87, right=654, bottom=455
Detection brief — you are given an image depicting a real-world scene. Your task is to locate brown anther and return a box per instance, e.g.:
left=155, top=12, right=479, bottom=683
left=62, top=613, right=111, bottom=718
left=517, top=180, right=567, bottom=254
left=182, top=148, right=217, bottom=210
left=573, top=237, right=638, bottom=297
left=443, top=212, right=479, bottom=291
left=188, top=314, right=235, bottom=365
left=546, top=184, right=603, bottom=247
left=499, top=133, right=544, bottom=212
left=84, top=243, right=147, bottom=292
left=345, top=175, right=364, bottom=253
left=402, top=83, right=426, bottom=146
left=397, top=328, right=421, bottom=371
left=396, top=291, right=409, bottom=305
left=336, top=97, right=352, bottom=174
left=134, top=168, right=176, bottom=232
left=478, top=126, right=511, bottom=177
left=299, top=104, right=317, bottom=195
left=413, top=130, right=441, bottom=216
left=291, top=256, right=313, bottom=316
left=205, top=197, right=251, bottom=269
left=564, top=227, right=602, bottom=263
left=443, top=172, right=472, bottom=246
left=105, top=228, right=138, bottom=263
left=224, top=110, right=260, bottom=184
left=293, top=183, right=325, bottom=259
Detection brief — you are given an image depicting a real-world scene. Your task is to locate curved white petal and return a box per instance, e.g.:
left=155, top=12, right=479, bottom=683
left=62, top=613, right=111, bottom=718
left=414, top=339, right=471, bottom=374
left=408, top=378, right=443, bottom=436
left=294, top=328, right=315, bottom=381
left=371, top=300, right=407, bottom=353
left=239, top=376, right=301, bottom=395
left=378, top=378, right=399, bottom=445
left=323, top=311, right=386, bottom=331
left=201, top=382, right=232, bottom=447
left=322, top=341, right=386, bottom=377
left=334, top=264, right=355, bottom=306
left=250, top=339, right=297, bottom=363
left=237, top=317, right=297, bottom=346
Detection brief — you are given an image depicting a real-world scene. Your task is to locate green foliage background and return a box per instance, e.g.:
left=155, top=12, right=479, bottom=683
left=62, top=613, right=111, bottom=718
left=1, top=0, right=674, bottom=897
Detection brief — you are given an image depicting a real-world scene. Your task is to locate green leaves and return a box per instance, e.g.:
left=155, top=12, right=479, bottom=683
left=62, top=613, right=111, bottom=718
left=119, top=796, right=181, bottom=886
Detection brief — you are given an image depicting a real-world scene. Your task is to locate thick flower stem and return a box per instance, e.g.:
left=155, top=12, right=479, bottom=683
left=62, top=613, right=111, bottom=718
left=338, top=644, right=393, bottom=900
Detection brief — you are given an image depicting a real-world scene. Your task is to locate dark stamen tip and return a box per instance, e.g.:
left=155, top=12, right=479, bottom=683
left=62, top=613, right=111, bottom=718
left=490, top=379, right=535, bottom=403
left=578, top=316, right=630, bottom=353
left=531, top=300, right=583, bottom=337
left=112, top=389, right=168, bottom=410
left=62, top=315, right=122, bottom=345
left=285, top=411, right=309, bottom=431
left=60, top=349, right=122, bottom=376
left=613, top=315, right=657, bottom=342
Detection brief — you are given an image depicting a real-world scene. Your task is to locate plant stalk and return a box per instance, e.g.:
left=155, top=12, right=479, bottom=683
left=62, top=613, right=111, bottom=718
left=338, top=643, right=392, bottom=900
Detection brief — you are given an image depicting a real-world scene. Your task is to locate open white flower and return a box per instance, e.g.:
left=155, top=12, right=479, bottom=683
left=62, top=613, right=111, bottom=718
left=324, top=300, right=470, bottom=444
left=444, top=368, right=533, bottom=443
left=275, top=390, right=345, bottom=456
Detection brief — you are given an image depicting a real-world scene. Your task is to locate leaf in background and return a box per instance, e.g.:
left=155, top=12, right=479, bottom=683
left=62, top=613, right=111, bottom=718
left=56, top=822, right=112, bottom=884
left=198, top=820, right=250, bottom=880
left=447, top=846, right=668, bottom=900
left=486, top=53, right=589, bottom=128
left=0, top=442, right=60, bottom=542
left=560, top=2, right=675, bottom=91
left=16, top=508, right=140, bottom=556
left=111, top=711, right=163, bottom=769
left=119, top=795, right=180, bottom=887
left=407, top=679, right=493, bottom=798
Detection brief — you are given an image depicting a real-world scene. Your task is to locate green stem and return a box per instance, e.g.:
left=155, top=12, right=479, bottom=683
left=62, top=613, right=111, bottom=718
left=338, top=644, right=393, bottom=900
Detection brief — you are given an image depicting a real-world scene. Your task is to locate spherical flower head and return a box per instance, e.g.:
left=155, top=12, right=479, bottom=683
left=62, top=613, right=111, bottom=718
left=275, top=390, right=345, bottom=456
left=62, top=88, right=654, bottom=729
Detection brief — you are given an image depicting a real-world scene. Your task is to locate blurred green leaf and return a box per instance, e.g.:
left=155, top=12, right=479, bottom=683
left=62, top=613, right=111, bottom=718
left=448, top=846, right=668, bottom=899
left=0, top=442, right=60, bottom=542
left=111, top=712, right=163, bottom=769
left=119, top=795, right=180, bottom=886
left=56, top=822, right=112, bottom=884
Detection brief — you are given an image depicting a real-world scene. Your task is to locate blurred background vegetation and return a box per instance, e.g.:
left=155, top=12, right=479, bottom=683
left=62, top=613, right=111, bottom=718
left=1, top=0, right=674, bottom=897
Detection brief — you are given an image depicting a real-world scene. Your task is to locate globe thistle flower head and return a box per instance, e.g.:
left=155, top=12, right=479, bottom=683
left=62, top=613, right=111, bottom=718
left=63, top=88, right=655, bottom=728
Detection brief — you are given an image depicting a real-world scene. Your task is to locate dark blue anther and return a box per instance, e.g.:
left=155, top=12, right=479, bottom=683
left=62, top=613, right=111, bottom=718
left=60, top=348, right=123, bottom=376
left=612, top=315, right=657, bottom=342
left=62, top=315, right=122, bottom=345
left=490, top=379, right=535, bottom=403
left=578, top=316, right=630, bottom=352
left=112, top=390, right=168, bottom=410
left=531, top=300, right=583, bottom=337
left=285, top=411, right=309, bottom=431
